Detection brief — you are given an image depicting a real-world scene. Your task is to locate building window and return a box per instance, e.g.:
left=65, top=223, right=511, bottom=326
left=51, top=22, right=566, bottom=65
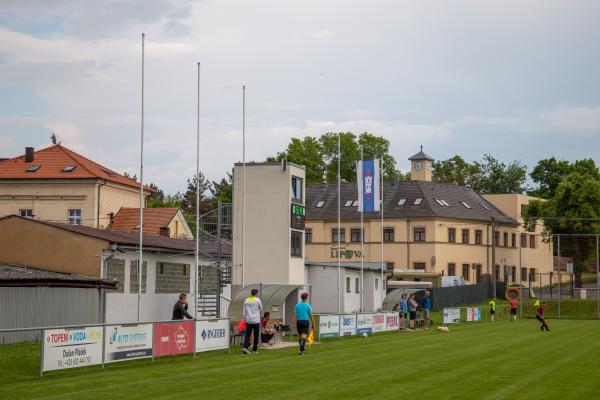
left=332, top=228, right=345, bottom=243
left=414, top=227, right=425, bottom=242
left=351, top=228, right=363, bottom=243
left=530, top=268, right=536, bottom=282
left=413, top=262, right=426, bottom=270
left=461, top=229, right=470, bottom=244
left=521, top=267, right=528, bottom=282
left=346, top=277, right=351, bottom=293
left=529, top=234, right=536, bottom=248
left=383, top=228, right=395, bottom=242
left=447, top=263, right=456, bottom=276
left=68, top=209, right=81, bottom=225
left=503, top=232, right=508, bottom=247
left=291, top=176, right=303, bottom=203
left=475, top=230, right=482, bottom=245
left=494, top=265, right=500, bottom=281
left=511, top=233, right=516, bottom=248
left=305, top=228, right=312, bottom=243
left=355, top=277, right=360, bottom=293
left=521, top=233, right=527, bottom=248
left=462, top=263, right=470, bottom=281
left=19, top=209, right=33, bottom=218
left=375, top=278, right=379, bottom=291
left=291, top=230, right=303, bottom=257
left=511, top=266, right=516, bottom=283
left=386, top=262, right=394, bottom=271
left=475, top=264, right=482, bottom=283
left=448, top=228, right=456, bottom=243
left=494, top=231, right=500, bottom=246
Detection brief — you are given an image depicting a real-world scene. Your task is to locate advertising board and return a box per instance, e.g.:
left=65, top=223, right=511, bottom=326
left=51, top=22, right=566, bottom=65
left=318, top=315, right=340, bottom=339
left=466, top=307, right=481, bottom=322
left=153, top=321, right=195, bottom=357
left=104, top=323, right=153, bottom=363
left=339, top=314, right=357, bottom=336
left=42, top=326, right=103, bottom=372
left=372, top=313, right=386, bottom=333
left=385, top=312, right=400, bottom=331
left=356, top=313, right=373, bottom=334
left=195, top=319, right=229, bottom=352
left=443, top=308, right=461, bottom=324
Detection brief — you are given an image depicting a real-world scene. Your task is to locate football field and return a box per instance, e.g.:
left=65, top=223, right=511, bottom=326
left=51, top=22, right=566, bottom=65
left=1, top=319, right=599, bottom=399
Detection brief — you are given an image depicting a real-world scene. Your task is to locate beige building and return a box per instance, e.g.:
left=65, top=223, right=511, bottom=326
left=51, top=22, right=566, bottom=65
left=0, top=145, right=152, bottom=228
left=304, top=150, right=554, bottom=287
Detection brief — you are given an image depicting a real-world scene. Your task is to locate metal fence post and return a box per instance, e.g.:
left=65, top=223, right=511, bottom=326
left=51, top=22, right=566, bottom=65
left=39, top=328, right=44, bottom=377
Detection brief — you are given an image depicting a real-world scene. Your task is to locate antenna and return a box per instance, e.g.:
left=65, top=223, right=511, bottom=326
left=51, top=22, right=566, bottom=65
left=50, top=133, right=57, bottom=145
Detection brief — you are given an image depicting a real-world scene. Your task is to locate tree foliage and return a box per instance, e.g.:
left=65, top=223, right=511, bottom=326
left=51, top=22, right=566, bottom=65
left=529, top=157, right=600, bottom=199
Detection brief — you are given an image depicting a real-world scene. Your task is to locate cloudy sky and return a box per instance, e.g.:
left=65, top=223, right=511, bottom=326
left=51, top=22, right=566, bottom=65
left=1, top=0, right=599, bottom=194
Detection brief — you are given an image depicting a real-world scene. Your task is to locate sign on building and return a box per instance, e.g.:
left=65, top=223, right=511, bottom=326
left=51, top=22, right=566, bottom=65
left=443, top=308, right=461, bottom=324
left=153, top=321, right=195, bottom=357
left=318, top=315, right=340, bottom=339
left=104, top=323, right=153, bottom=363
left=385, top=312, right=400, bottom=331
left=290, top=204, right=305, bottom=230
left=356, top=313, right=373, bottom=334
left=195, top=319, right=229, bottom=353
left=466, top=307, right=481, bottom=322
left=42, top=326, right=103, bottom=372
left=339, top=314, right=357, bottom=336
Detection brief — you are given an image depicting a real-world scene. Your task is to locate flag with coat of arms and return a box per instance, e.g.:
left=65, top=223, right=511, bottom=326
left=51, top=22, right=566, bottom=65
left=357, top=159, right=381, bottom=212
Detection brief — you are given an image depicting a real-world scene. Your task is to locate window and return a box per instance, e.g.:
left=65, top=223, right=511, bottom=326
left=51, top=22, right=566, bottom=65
left=383, top=228, right=395, bottom=242
left=68, top=209, right=81, bottom=225
left=19, top=209, right=33, bottom=218
left=511, top=233, right=516, bottom=248
left=521, top=267, right=528, bottom=282
left=511, top=266, right=516, bottom=283
left=291, top=176, right=303, bottom=203
left=344, top=200, right=353, bottom=207
left=352, top=200, right=359, bottom=207
left=346, top=277, right=351, bottom=293
left=435, top=199, right=444, bottom=206
left=332, top=228, right=345, bottom=243
left=460, top=201, right=472, bottom=209
left=503, top=232, right=508, bottom=247
left=475, top=230, right=482, bottom=245
left=480, top=203, right=491, bottom=211
left=375, top=278, right=379, bottom=291
left=351, top=228, right=363, bottom=243
left=62, top=165, right=77, bottom=172
left=291, top=230, right=302, bottom=257
left=305, top=228, right=312, bottom=243
left=462, top=263, right=470, bottom=281
left=386, top=262, right=394, bottom=271
left=414, top=227, right=425, bottom=242
left=182, top=265, right=188, bottom=276
left=316, top=201, right=325, bottom=208
left=413, top=262, right=426, bottom=270
left=475, top=264, right=482, bottom=283
left=494, top=265, right=500, bottom=281
left=447, top=263, right=456, bottom=276
left=355, top=277, right=360, bottom=293
left=26, top=165, right=40, bottom=172
left=521, top=233, right=527, bottom=247
left=448, top=228, right=456, bottom=243
left=397, top=198, right=407, bottom=206
left=529, top=234, right=536, bottom=248
left=494, top=231, right=500, bottom=246
left=462, top=229, right=470, bottom=244
left=530, top=268, right=536, bottom=282
left=414, top=198, right=423, bottom=205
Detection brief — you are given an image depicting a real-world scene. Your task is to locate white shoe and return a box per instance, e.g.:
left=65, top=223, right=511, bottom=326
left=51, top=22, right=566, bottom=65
left=242, top=348, right=251, bottom=354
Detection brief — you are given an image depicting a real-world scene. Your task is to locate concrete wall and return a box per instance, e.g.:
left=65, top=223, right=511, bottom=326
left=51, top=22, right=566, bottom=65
left=98, top=182, right=144, bottom=228
left=306, top=265, right=342, bottom=314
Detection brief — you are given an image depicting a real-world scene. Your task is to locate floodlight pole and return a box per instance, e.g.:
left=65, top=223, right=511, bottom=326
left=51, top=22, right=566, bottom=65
left=241, top=85, right=246, bottom=287
left=519, top=237, right=523, bottom=318
left=195, top=62, right=200, bottom=319
left=596, top=235, right=599, bottom=320
left=337, top=133, right=341, bottom=314
left=360, top=145, right=364, bottom=313
left=137, top=32, right=145, bottom=323
left=380, top=158, right=384, bottom=307
left=557, top=235, right=561, bottom=319
left=491, top=217, right=496, bottom=299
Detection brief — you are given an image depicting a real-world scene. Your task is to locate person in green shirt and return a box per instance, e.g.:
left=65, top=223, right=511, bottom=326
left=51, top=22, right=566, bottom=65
left=489, top=299, right=496, bottom=322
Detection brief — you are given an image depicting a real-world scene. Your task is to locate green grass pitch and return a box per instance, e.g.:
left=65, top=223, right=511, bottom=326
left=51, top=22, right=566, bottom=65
left=1, top=319, right=599, bottom=399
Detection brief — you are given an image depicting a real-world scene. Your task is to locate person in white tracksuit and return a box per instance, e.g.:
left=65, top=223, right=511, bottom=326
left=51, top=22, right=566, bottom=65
left=242, top=288, right=263, bottom=354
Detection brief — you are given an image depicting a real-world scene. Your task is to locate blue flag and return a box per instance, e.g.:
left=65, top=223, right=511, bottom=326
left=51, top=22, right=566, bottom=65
left=357, top=159, right=380, bottom=212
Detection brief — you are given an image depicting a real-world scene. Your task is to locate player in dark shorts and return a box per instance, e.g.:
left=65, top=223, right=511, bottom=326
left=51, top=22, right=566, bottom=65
left=294, top=292, right=315, bottom=355
left=489, top=299, right=496, bottom=322
left=509, top=298, right=518, bottom=321
left=536, top=301, right=550, bottom=331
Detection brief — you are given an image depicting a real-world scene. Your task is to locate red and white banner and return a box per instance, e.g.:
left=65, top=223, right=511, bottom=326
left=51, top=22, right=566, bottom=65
left=153, top=321, right=195, bottom=357
left=385, top=312, right=400, bottom=331
left=372, top=313, right=386, bottom=333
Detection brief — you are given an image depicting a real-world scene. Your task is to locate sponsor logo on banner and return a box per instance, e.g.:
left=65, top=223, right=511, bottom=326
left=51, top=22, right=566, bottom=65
left=385, top=312, right=400, bottom=331
left=153, top=321, right=195, bottom=357
left=318, top=315, right=340, bottom=338
left=105, top=324, right=153, bottom=363
left=466, top=307, right=481, bottom=322
left=372, top=313, right=386, bottom=332
left=339, top=314, right=357, bottom=336
left=356, top=313, right=373, bottom=334
left=43, top=326, right=103, bottom=372
left=195, top=319, right=229, bottom=352
left=443, top=308, right=461, bottom=324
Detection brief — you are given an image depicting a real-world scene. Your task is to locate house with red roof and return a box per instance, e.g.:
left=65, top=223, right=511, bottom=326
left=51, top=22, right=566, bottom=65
left=0, top=144, right=153, bottom=228
left=110, top=207, right=193, bottom=239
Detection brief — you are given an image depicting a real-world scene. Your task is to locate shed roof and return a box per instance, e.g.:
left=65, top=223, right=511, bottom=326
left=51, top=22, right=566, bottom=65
left=0, top=264, right=117, bottom=288
left=110, top=207, right=179, bottom=235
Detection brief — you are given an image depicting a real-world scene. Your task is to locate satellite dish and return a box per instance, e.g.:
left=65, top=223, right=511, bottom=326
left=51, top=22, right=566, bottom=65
left=431, top=256, right=436, bottom=267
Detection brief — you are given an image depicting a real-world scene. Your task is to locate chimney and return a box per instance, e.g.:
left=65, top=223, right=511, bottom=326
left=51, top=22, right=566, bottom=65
left=159, top=226, right=171, bottom=237
left=25, top=147, right=34, bottom=163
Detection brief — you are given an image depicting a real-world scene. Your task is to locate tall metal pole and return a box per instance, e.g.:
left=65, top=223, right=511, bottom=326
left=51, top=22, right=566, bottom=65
left=519, top=236, right=523, bottom=318
left=241, top=85, right=246, bottom=287
left=557, top=234, right=561, bottom=319
left=596, top=235, right=599, bottom=319
left=337, top=133, right=341, bottom=314
left=380, top=158, right=384, bottom=307
left=137, top=32, right=145, bottom=322
left=194, top=62, right=200, bottom=319
left=359, top=145, right=364, bottom=312
left=491, top=217, right=496, bottom=299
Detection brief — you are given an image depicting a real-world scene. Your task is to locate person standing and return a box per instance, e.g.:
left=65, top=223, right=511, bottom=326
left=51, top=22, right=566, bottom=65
left=172, top=293, right=195, bottom=320
left=408, top=294, right=418, bottom=330
left=294, top=292, right=315, bottom=356
left=422, top=290, right=431, bottom=330
left=536, top=301, right=550, bottom=331
left=509, top=298, right=518, bottom=321
left=242, top=288, right=263, bottom=354
left=399, top=294, right=408, bottom=331
left=489, top=299, right=496, bottom=322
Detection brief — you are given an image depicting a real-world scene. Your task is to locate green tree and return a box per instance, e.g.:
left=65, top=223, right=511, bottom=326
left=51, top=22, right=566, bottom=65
left=266, top=137, right=324, bottom=183
left=523, top=172, right=600, bottom=287
left=209, top=172, right=233, bottom=209
left=432, top=155, right=483, bottom=187
left=181, top=173, right=213, bottom=235
left=529, top=157, right=600, bottom=199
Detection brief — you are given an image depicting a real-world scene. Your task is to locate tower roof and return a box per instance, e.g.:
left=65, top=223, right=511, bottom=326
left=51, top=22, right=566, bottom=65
left=408, top=146, right=434, bottom=161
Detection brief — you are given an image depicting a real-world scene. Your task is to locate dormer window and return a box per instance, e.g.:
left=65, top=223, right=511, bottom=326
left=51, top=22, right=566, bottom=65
left=480, top=203, right=491, bottom=211
left=460, top=201, right=472, bottom=209
left=62, top=165, right=77, bottom=172
left=397, top=198, right=407, bottom=206
left=26, top=165, right=40, bottom=172
left=316, top=201, right=325, bottom=208
left=352, top=200, right=359, bottom=207
left=344, top=200, right=353, bottom=207
left=414, top=198, right=423, bottom=205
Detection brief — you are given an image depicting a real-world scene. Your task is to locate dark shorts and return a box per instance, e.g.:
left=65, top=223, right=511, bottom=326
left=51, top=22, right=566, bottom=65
left=511, top=308, right=517, bottom=315
left=490, top=309, right=495, bottom=314
left=409, top=311, right=417, bottom=320
left=536, top=315, right=545, bottom=323
left=297, top=320, right=310, bottom=335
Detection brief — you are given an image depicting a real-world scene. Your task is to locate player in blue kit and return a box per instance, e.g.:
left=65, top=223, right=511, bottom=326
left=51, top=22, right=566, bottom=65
left=294, top=292, right=315, bottom=356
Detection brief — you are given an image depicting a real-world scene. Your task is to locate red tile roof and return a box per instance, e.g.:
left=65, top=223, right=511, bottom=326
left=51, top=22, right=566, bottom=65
left=0, top=144, right=153, bottom=191
left=111, top=207, right=179, bottom=236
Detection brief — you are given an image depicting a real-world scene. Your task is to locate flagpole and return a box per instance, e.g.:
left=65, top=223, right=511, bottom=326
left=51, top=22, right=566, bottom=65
left=337, top=133, right=341, bottom=314
left=380, top=158, right=384, bottom=307
left=137, top=32, right=145, bottom=323
left=195, top=62, right=200, bottom=320
left=360, top=145, right=364, bottom=313
left=241, top=85, right=246, bottom=288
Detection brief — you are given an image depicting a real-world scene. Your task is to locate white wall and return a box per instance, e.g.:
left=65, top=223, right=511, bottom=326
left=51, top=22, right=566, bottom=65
left=343, top=269, right=361, bottom=313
